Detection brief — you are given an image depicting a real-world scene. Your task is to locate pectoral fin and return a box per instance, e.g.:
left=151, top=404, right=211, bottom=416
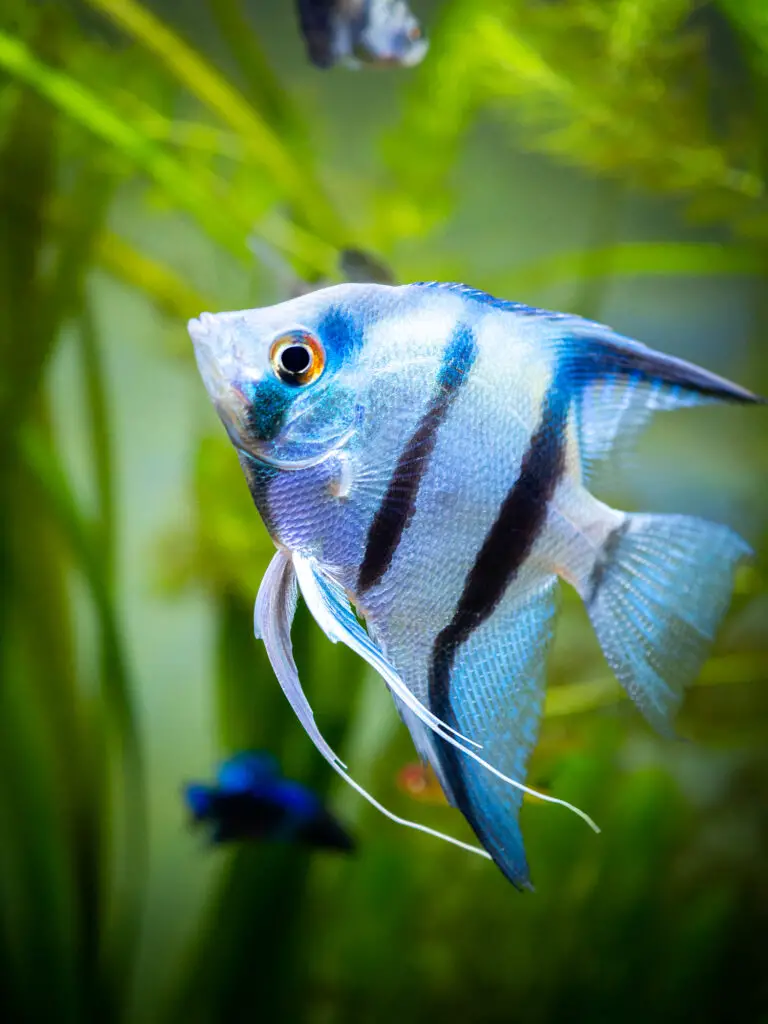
left=255, top=549, right=491, bottom=860
left=255, top=550, right=343, bottom=768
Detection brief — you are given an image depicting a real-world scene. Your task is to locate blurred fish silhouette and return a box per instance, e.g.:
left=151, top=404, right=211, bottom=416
left=248, top=235, right=396, bottom=299
left=189, top=282, right=763, bottom=888
left=296, top=0, right=428, bottom=69
left=184, top=751, right=355, bottom=852
left=339, top=247, right=396, bottom=285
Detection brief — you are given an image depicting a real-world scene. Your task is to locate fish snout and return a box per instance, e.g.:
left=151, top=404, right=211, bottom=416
left=187, top=311, right=219, bottom=347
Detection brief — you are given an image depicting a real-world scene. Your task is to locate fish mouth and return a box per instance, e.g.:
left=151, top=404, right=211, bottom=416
left=188, top=312, right=258, bottom=451
left=188, top=313, right=240, bottom=399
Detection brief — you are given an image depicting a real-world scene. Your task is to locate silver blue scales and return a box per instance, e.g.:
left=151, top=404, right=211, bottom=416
left=189, top=282, right=762, bottom=889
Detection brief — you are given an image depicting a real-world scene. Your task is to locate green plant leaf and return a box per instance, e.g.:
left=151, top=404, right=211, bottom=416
left=83, top=0, right=344, bottom=245
left=0, top=30, right=336, bottom=274
left=19, top=424, right=148, bottom=1017
left=94, top=231, right=215, bottom=321
left=502, top=240, right=765, bottom=296
left=545, top=652, right=766, bottom=719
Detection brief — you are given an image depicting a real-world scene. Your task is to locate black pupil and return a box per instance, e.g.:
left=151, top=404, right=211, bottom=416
left=280, top=344, right=311, bottom=375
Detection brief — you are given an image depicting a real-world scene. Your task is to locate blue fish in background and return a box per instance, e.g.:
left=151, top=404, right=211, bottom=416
left=184, top=751, right=355, bottom=852
left=296, top=0, right=428, bottom=69
left=188, top=283, right=763, bottom=889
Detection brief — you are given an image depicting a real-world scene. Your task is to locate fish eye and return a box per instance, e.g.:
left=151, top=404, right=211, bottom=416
left=269, top=331, right=325, bottom=387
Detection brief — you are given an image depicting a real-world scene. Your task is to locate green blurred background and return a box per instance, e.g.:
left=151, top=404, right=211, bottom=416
left=0, top=1, right=766, bottom=1021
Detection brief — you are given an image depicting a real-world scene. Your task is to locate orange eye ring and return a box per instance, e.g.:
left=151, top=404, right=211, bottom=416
left=269, top=331, right=325, bottom=387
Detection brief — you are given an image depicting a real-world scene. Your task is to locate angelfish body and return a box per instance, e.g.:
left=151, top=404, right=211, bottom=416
left=296, top=0, right=428, bottom=69
left=189, top=282, right=761, bottom=888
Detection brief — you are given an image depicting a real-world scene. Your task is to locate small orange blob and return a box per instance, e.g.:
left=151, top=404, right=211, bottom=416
left=396, top=763, right=448, bottom=805
left=397, top=762, right=552, bottom=806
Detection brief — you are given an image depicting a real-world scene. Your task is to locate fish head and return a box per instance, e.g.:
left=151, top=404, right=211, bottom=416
left=189, top=285, right=384, bottom=471
left=190, top=282, right=472, bottom=484
left=353, top=0, right=429, bottom=67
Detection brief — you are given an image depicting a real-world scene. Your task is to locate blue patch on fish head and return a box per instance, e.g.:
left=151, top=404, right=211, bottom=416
left=188, top=285, right=378, bottom=470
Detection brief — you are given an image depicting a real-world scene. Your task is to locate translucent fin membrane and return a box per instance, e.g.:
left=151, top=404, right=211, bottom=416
left=255, top=550, right=491, bottom=860
left=293, top=553, right=600, bottom=834
left=255, top=550, right=342, bottom=768
left=581, top=513, right=751, bottom=734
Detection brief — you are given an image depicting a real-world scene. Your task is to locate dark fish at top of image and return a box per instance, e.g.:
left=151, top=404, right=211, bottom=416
left=188, top=281, right=764, bottom=889
left=183, top=751, right=355, bottom=852
left=295, top=0, right=428, bottom=69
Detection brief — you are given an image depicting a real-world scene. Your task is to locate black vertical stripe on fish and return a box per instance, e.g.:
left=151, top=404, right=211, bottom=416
left=357, top=323, right=477, bottom=592
left=431, top=374, right=570, bottom=679
left=426, top=372, right=570, bottom=887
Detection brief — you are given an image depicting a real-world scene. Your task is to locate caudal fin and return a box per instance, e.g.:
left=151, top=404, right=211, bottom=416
left=581, top=514, right=750, bottom=734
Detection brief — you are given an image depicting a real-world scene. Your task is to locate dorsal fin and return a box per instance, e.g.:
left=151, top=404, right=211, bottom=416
left=413, top=280, right=540, bottom=316
left=561, top=320, right=764, bottom=405
left=413, top=282, right=764, bottom=469
left=558, top=320, right=764, bottom=469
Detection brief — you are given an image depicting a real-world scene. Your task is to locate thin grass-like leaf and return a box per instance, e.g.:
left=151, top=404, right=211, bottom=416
left=0, top=24, right=84, bottom=1014
left=0, top=25, right=58, bottom=438
left=20, top=423, right=140, bottom=787
left=0, top=30, right=336, bottom=274
left=0, top=31, right=245, bottom=254
left=19, top=424, right=147, bottom=1019
left=719, top=0, right=768, bottom=74
left=205, top=0, right=307, bottom=146
left=78, top=299, right=115, bottom=607
left=544, top=652, right=766, bottom=719
left=83, top=0, right=344, bottom=243
left=93, top=231, right=215, bottom=321
left=0, top=625, right=81, bottom=1024
left=0, top=170, right=209, bottom=326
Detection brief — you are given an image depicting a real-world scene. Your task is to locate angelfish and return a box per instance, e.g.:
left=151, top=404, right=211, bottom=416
left=295, top=0, right=428, bottom=69
left=188, top=282, right=762, bottom=889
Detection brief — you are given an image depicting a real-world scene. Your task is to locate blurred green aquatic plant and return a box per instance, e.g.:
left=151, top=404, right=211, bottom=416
left=0, top=1, right=765, bottom=1022
left=378, top=0, right=768, bottom=250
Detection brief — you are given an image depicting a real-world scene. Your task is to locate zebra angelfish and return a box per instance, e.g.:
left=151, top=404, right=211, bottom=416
left=188, top=282, right=762, bottom=889
left=295, top=0, right=428, bottom=70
